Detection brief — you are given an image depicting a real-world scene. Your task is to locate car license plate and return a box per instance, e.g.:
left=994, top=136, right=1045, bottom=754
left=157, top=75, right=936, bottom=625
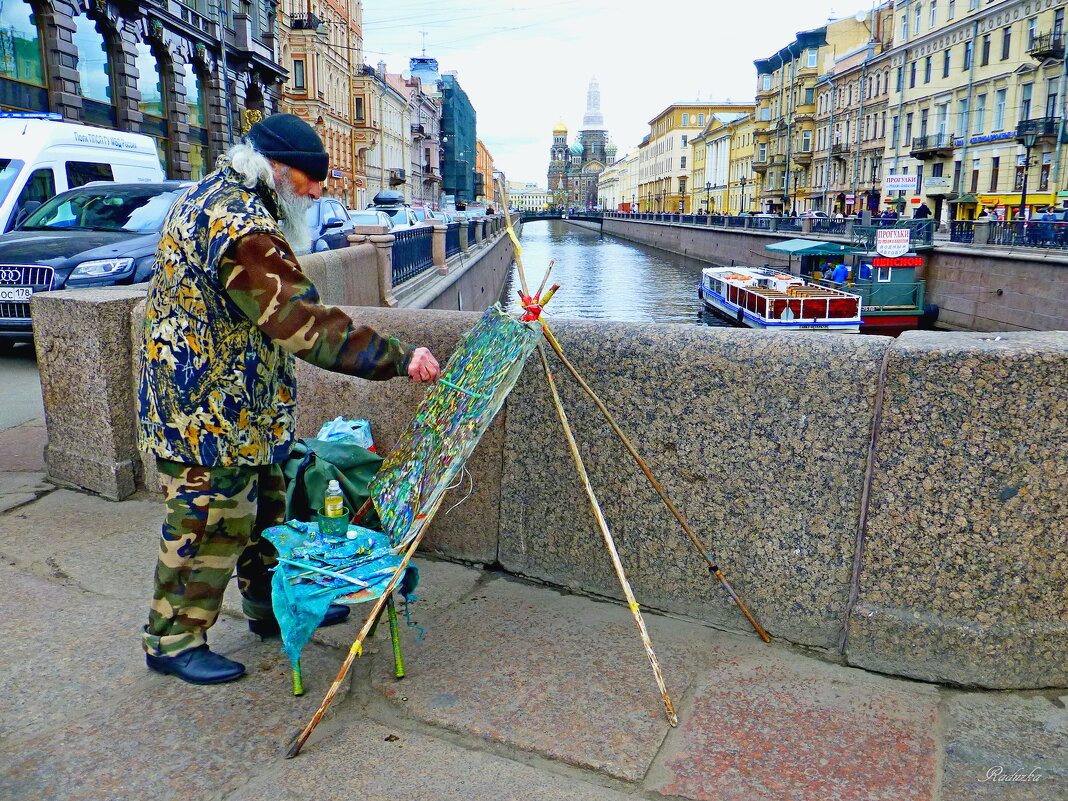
left=0, top=286, right=32, bottom=302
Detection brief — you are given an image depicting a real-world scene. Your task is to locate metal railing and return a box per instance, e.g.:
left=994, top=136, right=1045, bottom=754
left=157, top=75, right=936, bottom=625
left=949, top=220, right=975, bottom=243
left=467, top=219, right=477, bottom=241
left=445, top=222, right=460, bottom=257
left=1028, top=32, right=1065, bottom=58
left=909, top=133, right=954, bottom=155
left=810, top=218, right=849, bottom=234
left=851, top=220, right=935, bottom=250
left=989, top=220, right=1068, bottom=249
left=1015, top=116, right=1062, bottom=139
left=391, top=227, right=434, bottom=285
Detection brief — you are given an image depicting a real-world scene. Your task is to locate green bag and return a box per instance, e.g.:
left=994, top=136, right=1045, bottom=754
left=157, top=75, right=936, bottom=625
left=281, top=438, right=383, bottom=526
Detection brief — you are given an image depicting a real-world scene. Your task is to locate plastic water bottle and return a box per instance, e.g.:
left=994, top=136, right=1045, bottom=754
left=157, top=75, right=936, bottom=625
left=323, top=480, right=344, bottom=517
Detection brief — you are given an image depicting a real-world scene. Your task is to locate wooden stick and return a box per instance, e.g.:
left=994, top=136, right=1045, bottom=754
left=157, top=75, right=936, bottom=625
left=534, top=259, right=555, bottom=299
left=497, top=178, right=531, bottom=298
left=285, top=497, right=443, bottom=758
left=539, top=322, right=770, bottom=643
left=537, top=344, right=678, bottom=727
left=387, top=594, right=406, bottom=679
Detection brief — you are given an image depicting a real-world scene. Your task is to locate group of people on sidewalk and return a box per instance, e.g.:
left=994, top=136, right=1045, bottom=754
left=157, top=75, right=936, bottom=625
left=137, top=113, right=442, bottom=685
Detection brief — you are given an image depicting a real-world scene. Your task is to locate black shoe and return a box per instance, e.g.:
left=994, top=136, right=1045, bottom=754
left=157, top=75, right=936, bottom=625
left=146, top=645, right=245, bottom=685
left=248, top=603, right=351, bottom=637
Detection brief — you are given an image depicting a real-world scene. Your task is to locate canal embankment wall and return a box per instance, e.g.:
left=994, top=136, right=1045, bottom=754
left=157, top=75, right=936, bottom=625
left=594, top=217, right=1068, bottom=332
left=29, top=275, right=1068, bottom=690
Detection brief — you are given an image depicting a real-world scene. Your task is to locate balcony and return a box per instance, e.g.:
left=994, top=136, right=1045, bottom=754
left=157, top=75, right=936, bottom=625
left=752, top=157, right=769, bottom=174
left=770, top=154, right=786, bottom=166
left=794, top=150, right=813, bottom=164
left=389, top=168, right=406, bottom=185
left=1016, top=116, right=1061, bottom=142
left=1029, top=32, right=1065, bottom=60
left=423, top=166, right=442, bottom=184
left=909, top=133, right=955, bottom=159
left=831, top=142, right=848, bottom=159
left=289, top=13, right=323, bottom=31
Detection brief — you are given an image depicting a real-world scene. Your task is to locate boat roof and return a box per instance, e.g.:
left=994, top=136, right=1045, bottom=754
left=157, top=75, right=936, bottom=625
left=765, top=239, right=863, bottom=256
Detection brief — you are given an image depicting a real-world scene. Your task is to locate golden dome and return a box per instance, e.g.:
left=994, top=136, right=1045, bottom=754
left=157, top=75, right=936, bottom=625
left=553, top=120, right=568, bottom=134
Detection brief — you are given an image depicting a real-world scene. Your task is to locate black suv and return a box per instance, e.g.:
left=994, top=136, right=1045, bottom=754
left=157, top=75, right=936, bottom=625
left=0, top=181, right=190, bottom=346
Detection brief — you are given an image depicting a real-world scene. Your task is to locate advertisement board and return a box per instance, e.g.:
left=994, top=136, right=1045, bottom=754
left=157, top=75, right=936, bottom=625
left=875, top=228, right=911, bottom=257
left=885, top=174, right=919, bottom=192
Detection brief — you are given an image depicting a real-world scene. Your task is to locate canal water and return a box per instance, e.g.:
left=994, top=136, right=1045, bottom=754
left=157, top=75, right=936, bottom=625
left=501, top=220, right=730, bottom=326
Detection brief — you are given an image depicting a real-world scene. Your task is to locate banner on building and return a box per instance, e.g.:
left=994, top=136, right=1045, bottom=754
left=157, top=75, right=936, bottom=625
left=885, top=174, right=918, bottom=192
left=875, top=228, right=911, bottom=258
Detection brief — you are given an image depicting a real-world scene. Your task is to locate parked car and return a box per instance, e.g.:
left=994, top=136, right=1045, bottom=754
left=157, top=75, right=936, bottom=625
left=306, top=197, right=355, bottom=252
left=0, top=113, right=164, bottom=233
left=0, top=180, right=191, bottom=346
left=347, top=209, right=394, bottom=230
left=368, top=191, right=422, bottom=230
left=799, top=211, right=829, bottom=219
left=429, top=211, right=454, bottom=224
left=409, top=207, right=432, bottom=224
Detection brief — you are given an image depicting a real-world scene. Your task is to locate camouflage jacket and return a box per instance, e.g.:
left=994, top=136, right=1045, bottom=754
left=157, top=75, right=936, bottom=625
left=137, top=162, right=412, bottom=467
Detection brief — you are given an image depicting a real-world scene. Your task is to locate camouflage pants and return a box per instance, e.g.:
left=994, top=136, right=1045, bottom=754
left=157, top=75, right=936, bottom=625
left=142, top=458, right=286, bottom=657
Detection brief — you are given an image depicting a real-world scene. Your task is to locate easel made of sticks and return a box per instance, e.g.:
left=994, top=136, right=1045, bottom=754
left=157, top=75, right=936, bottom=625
left=284, top=184, right=768, bottom=757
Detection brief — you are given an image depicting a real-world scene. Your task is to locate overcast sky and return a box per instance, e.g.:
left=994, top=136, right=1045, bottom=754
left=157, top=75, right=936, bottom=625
left=361, top=0, right=879, bottom=186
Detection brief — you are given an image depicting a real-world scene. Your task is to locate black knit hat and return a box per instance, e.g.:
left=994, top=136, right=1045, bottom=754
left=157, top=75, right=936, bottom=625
left=247, top=113, right=329, bottom=182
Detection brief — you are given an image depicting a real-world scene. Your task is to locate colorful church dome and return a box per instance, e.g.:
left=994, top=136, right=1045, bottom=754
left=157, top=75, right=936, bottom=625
left=569, top=141, right=583, bottom=155
left=553, top=120, right=568, bottom=134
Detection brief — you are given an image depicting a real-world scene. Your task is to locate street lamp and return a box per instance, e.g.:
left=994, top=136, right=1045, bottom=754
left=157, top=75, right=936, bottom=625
left=792, top=168, right=804, bottom=215
left=739, top=175, right=748, bottom=214
left=1018, top=131, right=1038, bottom=223
left=704, top=181, right=712, bottom=216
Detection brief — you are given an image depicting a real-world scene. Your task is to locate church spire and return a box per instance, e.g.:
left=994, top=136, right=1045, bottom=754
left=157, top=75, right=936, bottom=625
left=581, top=76, right=604, bottom=130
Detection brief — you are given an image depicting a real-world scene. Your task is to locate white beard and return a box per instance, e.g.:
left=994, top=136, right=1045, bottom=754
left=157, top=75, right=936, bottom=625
left=274, top=169, right=314, bottom=257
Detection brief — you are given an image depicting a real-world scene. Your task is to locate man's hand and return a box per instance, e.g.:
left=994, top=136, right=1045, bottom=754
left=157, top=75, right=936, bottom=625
left=407, top=347, right=440, bottom=383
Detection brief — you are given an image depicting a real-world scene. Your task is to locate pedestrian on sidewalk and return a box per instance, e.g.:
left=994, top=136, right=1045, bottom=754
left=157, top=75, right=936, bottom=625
left=137, top=113, right=441, bottom=685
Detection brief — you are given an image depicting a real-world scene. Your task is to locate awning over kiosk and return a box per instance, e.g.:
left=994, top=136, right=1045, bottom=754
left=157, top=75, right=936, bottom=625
left=765, top=239, right=863, bottom=256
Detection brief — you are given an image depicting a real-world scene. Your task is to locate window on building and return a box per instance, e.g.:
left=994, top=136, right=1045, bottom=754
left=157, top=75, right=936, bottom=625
left=807, top=49, right=818, bottom=68
left=134, top=40, right=168, bottom=171
left=698, top=113, right=705, bottom=125
left=679, top=177, right=686, bottom=194
left=1021, top=83, right=1033, bottom=120
left=1014, top=154, right=1026, bottom=190
left=680, top=156, right=686, bottom=168
left=973, top=94, right=985, bottom=134
left=910, top=61, right=917, bottom=88
left=758, top=142, right=767, bottom=161
left=924, top=57, right=932, bottom=82
left=802, top=129, right=812, bottom=152
left=905, top=112, right=914, bottom=145
left=968, top=0, right=978, bottom=10
left=804, top=86, right=814, bottom=104
left=989, top=156, right=999, bottom=190
left=957, top=99, right=969, bottom=137
left=993, top=88, right=1006, bottom=129
left=970, top=158, right=980, bottom=192
left=1002, top=26, right=1012, bottom=59
left=891, top=115, right=900, bottom=147
left=980, top=34, right=991, bottom=66
left=963, top=41, right=973, bottom=70
left=932, top=162, right=944, bottom=178
left=292, top=58, right=306, bottom=90
left=1056, top=9, right=1066, bottom=39
left=1028, top=18, right=1037, bottom=48
left=896, top=66, right=904, bottom=91
left=948, top=0, right=956, bottom=19
left=920, top=108, right=929, bottom=138
left=681, top=135, right=687, bottom=146
left=759, top=106, right=770, bottom=121
left=0, top=0, right=47, bottom=109
left=353, top=95, right=364, bottom=120
left=902, top=17, right=909, bottom=40
left=761, top=73, right=771, bottom=90
left=915, top=4, right=922, bottom=34
left=682, top=113, right=689, bottom=126
left=183, top=62, right=208, bottom=179
left=1046, top=78, right=1058, bottom=118
left=1040, top=152, right=1051, bottom=190
left=930, top=1, right=937, bottom=27
left=916, top=164, right=924, bottom=192
left=937, top=103, right=950, bottom=137
left=943, top=48, right=951, bottom=77
left=71, top=10, right=117, bottom=127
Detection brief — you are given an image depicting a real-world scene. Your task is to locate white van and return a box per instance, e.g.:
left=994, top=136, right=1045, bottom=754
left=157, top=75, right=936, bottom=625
left=0, top=113, right=165, bottom=233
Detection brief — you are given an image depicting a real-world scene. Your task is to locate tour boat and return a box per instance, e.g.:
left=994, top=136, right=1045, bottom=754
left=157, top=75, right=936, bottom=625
left=698, top=266, right=862, bottom=332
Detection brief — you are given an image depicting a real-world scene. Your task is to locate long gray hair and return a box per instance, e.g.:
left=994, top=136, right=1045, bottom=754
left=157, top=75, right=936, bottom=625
left=224, top=142, right=313, bottom=256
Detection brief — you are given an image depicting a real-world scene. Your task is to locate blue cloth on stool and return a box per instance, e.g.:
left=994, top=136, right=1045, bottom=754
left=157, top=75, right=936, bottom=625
left=261, top=520, right=418, bottom=667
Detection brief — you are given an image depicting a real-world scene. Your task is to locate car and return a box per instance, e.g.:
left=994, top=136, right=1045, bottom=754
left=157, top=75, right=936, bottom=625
left=0, top=180, right=192, bottom=345
left=367, top=191, right=423, bottom=231
left=306, top=197, right=356, bottom=252
left=409, top=207, right=432, bottom=224
left=429, top=211, right=454, bottom=224
left=799, top=211, right=829, bottom=219
left=347, top=209, right=394, bottom=230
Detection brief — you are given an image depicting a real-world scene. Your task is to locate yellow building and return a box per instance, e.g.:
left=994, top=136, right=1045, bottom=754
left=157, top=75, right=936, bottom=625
left=689, top=134, right=707, bottom=212
left=727, top=115, right=762, bottom=214
left=638, top=103, right=752, bottom=213
left=475, top=140, right=494, bottom=205
left=278, top=0, right=362, bottom=205
left=691, top=111, right=753, bottom=212
left=885, top=0, right=1068, bottom=223
left=753, top=17, right=873, bottom=213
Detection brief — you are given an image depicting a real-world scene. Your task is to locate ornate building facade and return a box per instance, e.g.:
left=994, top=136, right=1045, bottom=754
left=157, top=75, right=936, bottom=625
left=0, top=0, right=285, bottom=179
left=547, top=77, right=615, bottom=209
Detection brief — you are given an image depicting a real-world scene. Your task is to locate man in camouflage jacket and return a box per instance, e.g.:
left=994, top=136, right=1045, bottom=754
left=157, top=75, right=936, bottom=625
left=137, top=113, right=439, bottom=685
